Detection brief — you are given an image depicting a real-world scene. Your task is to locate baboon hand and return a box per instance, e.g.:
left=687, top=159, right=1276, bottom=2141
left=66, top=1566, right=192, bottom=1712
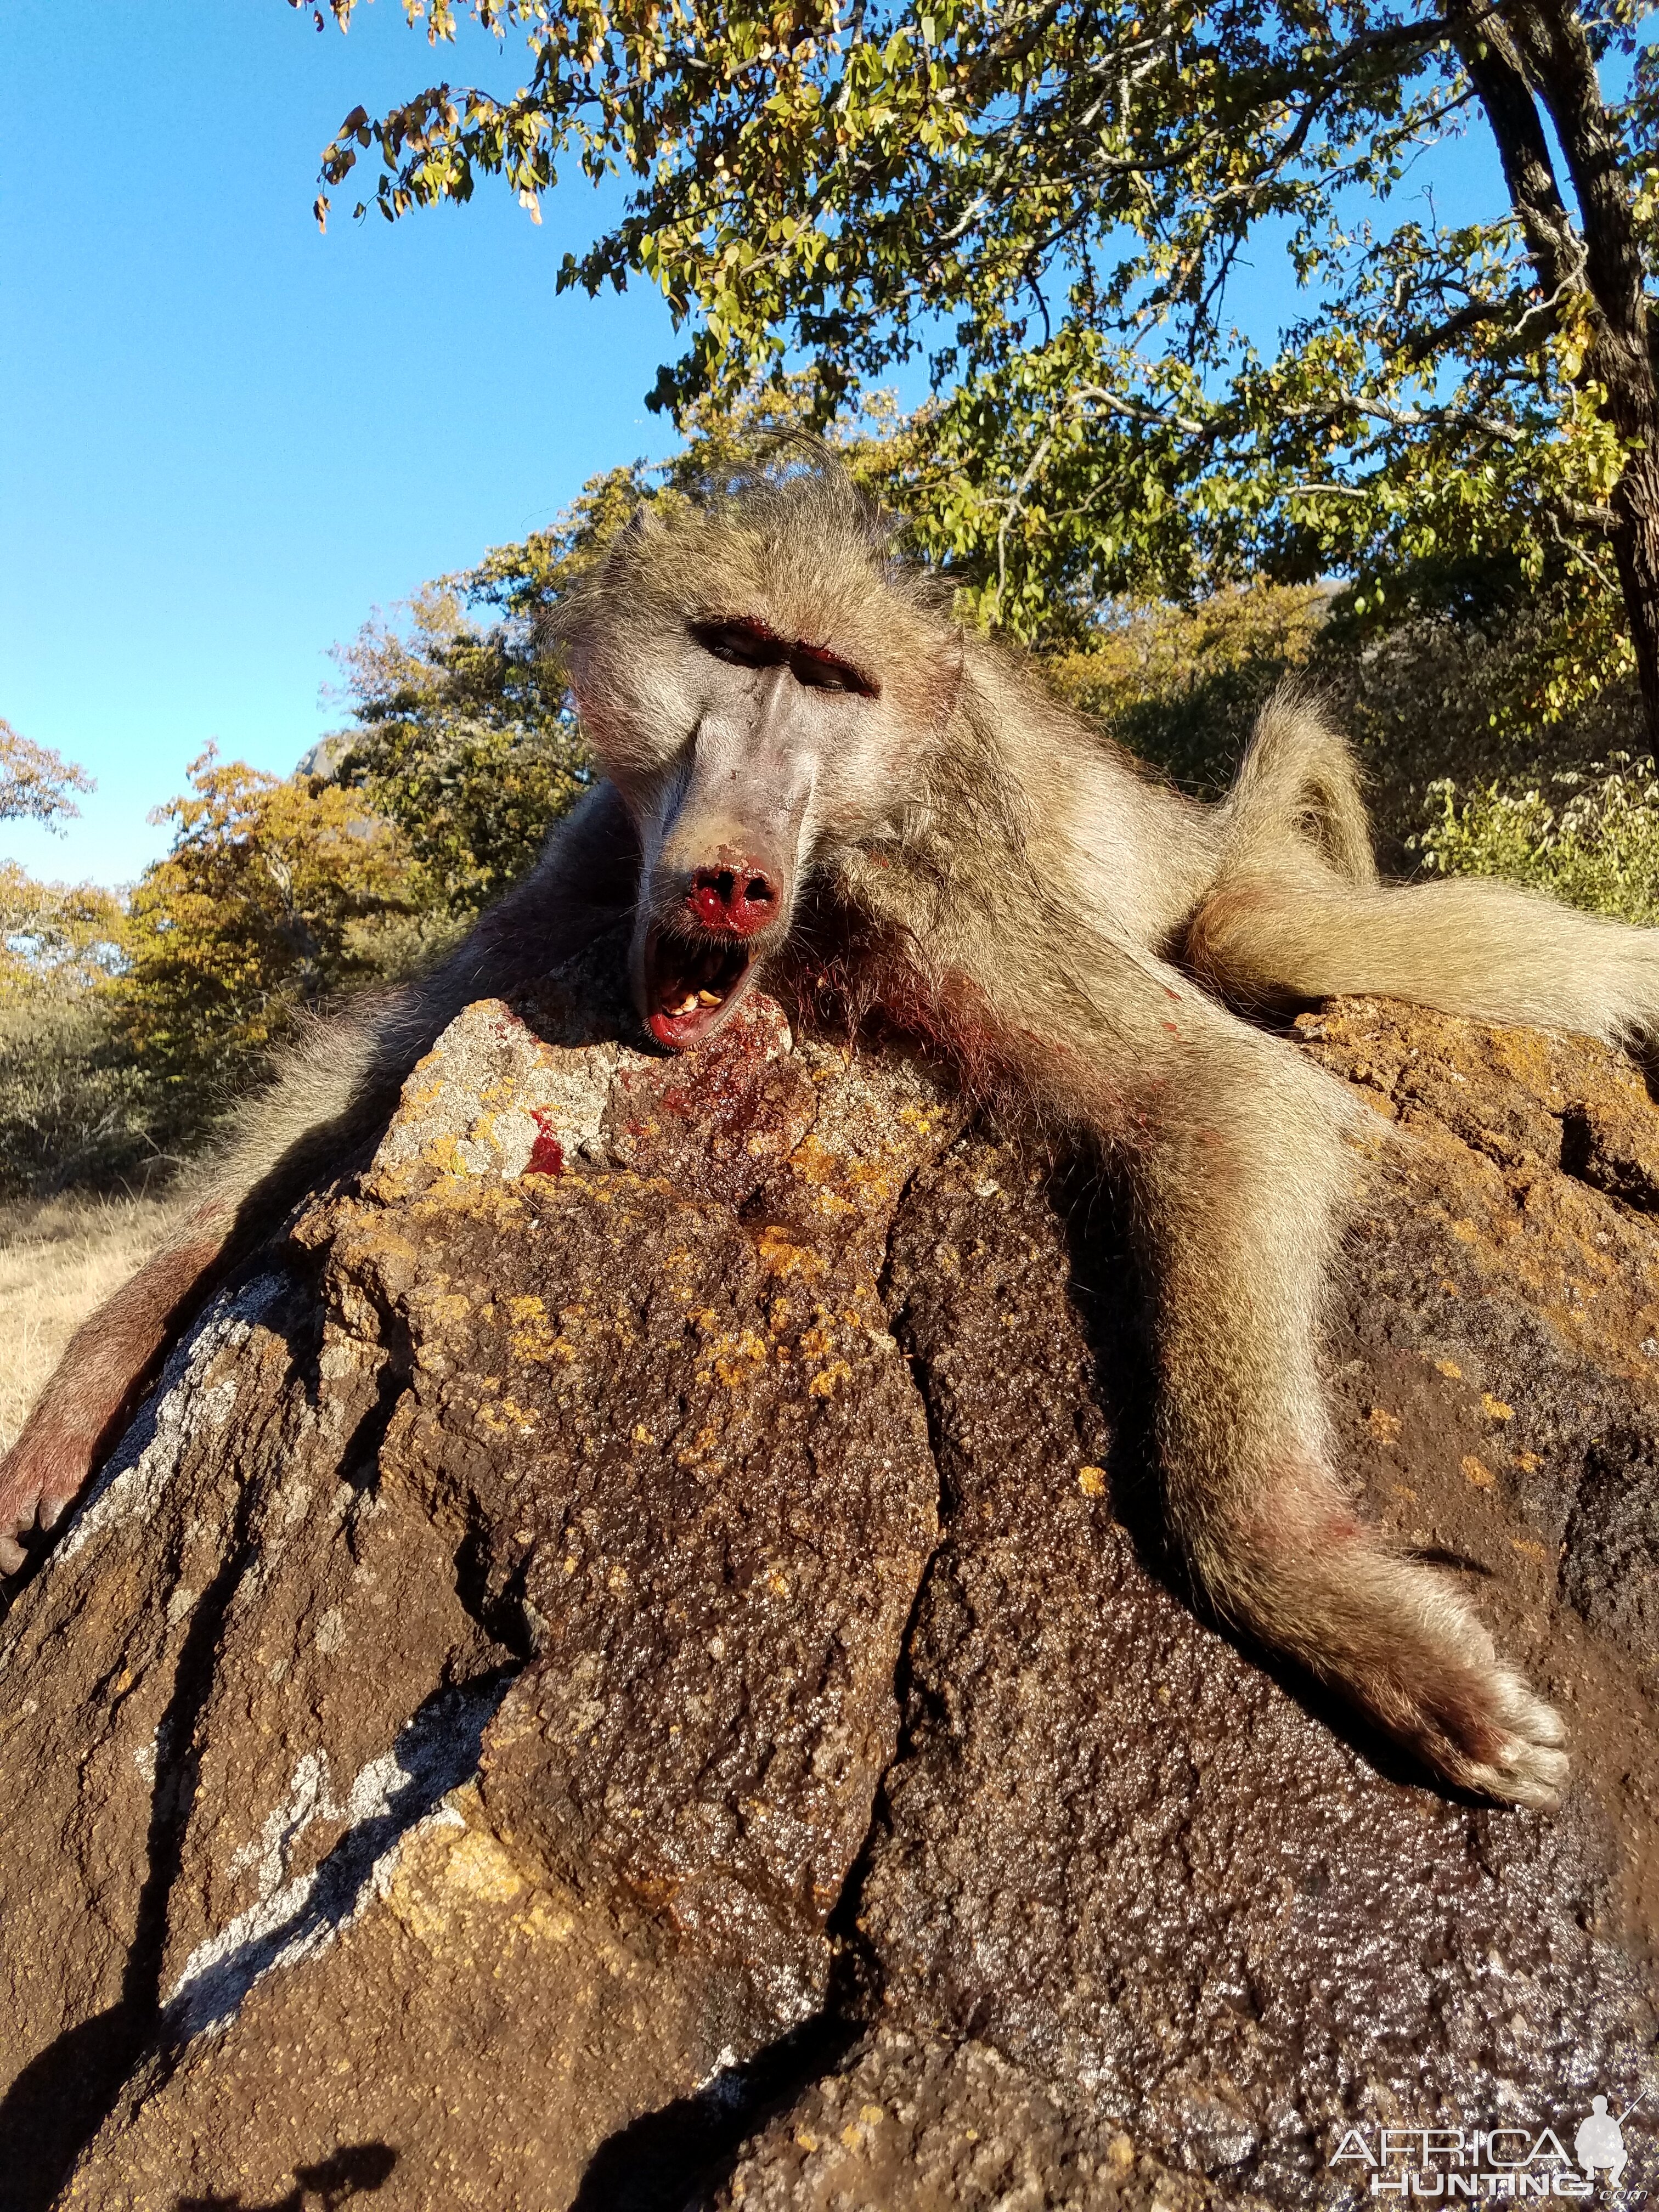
left=1442, top=1661, right=1570, bottom=1812
left=0, top=1228, right=229, bottom=1577
left=0, top=1417, right=98, bottom=1576
left=1401, top=1651, right=1567, bottom=1812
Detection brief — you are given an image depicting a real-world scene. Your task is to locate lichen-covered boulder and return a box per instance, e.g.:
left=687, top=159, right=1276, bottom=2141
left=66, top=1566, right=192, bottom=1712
left=0, top=993, right=1654, bottom=2211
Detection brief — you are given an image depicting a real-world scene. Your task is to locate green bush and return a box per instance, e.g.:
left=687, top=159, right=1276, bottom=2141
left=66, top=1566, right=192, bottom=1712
left=1043, top=582, right=1331, bottom=795
left=110, top=749, right=430, bottom=1146
left=1043, top=584, right=1659, bottom=921
left=0, top=999, right=162, bottom=1197
left=1413, top=757, right=1659, bottom=924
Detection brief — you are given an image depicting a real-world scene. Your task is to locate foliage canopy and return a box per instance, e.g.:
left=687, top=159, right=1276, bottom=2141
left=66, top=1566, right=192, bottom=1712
left=302, top=0, right=1659, bottom=730
left=0, top=720, right=92, bottom=830
left=113, top=749, right=423, bottom=1121
left=328, top=580, right=586, bottom=919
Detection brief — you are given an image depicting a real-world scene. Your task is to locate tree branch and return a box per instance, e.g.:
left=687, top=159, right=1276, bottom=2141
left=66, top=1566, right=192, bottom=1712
left=1502, top=0, right=1657, bottom=437
left=1450, top=3, right=1586, bottom=308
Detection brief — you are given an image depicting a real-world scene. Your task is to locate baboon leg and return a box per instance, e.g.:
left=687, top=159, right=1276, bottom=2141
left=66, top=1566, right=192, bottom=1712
left=0, top=783, right=641, bottom=1575
left=1186, top=867, right=1659, bottom=1049
left=985, top=946, right=1567, bottom=1806
left=0, top=990, right=422, bottom=1573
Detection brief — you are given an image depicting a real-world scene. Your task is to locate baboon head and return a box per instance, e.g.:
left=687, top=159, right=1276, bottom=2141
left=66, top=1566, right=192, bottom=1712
left=558, top=467, right=963, bottom=1048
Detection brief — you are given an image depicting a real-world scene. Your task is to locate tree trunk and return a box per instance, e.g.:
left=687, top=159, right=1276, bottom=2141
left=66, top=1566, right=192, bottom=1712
left=1459, top=3, right=1659, bottom=742
left=1612, top=448, right=1659, bottom=748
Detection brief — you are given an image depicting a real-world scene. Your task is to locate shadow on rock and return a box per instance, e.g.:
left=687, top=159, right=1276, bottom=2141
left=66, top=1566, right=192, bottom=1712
left=174, top=2141, right=398, bottom=2210
left=572, top=2017, right=861, bottom=2212
left=0, top=2010, right=142, bottom=2212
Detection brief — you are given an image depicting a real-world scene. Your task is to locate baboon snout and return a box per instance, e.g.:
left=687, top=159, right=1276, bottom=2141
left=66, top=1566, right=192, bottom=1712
left=635, top=840, right=792, bottom=1052
left=686, top=861, right=781, bottom=936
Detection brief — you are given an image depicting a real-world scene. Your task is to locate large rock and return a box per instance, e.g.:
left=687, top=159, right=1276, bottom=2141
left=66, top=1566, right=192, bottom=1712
left=0, top=991, right=1654, bottom=2210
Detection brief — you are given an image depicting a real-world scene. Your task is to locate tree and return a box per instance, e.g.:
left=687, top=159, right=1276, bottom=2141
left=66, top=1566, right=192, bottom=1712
left=0, top=868, right=123, bottom=998
left=301, top=0, right=1659, bottom=730
left=0, top=720, right=91, bottom=827
left=328, top=578, right=588, bottom=920
left=114, top=748, right=424, bottom=1121
left=0, top=867, right=153, bottom=1196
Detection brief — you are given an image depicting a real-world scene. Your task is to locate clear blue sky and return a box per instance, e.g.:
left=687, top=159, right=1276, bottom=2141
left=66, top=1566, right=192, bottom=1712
left=1, top=1, right=683, bottom=887
left=3, top=5, right=1521, bottom=891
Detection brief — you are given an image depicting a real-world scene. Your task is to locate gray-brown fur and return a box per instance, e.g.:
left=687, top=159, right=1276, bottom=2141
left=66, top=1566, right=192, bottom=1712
left=10, top=463, right=1647, bottom=1810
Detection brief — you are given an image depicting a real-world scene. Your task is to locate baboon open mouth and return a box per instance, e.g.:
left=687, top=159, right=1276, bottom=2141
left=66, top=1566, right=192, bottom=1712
left=642, top=925, right=758, bottom=1049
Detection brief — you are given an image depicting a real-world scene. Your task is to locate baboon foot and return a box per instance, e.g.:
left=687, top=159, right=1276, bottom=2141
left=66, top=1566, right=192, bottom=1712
left=1340, top=1580, right=1568, bottom=1810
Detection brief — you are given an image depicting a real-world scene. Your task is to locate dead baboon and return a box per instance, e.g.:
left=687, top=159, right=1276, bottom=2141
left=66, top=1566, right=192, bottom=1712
left=12, top=463, right=1651, bottom=1810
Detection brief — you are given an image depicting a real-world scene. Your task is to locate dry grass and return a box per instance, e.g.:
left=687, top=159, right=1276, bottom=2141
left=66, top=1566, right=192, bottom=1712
left=0, top=1193, right=179, bottom=1454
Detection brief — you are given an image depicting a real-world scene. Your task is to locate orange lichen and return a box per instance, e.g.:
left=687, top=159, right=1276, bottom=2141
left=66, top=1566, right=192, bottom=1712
left=755, top=1225, right=826, bottom=1280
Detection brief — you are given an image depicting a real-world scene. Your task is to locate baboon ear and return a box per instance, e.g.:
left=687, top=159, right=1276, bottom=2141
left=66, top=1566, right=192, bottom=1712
left=935, top=628, right=967, bottom=725
left=530, top=599, right=567, bottom=655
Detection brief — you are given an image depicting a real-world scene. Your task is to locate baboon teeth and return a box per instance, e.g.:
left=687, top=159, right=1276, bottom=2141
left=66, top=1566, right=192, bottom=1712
left=643, top=925, right=758, bottom=1049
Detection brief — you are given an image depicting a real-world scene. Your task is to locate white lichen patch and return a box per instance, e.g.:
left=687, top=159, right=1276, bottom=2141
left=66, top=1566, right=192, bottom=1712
left=162, top=1672, right=511, bottom=2041
left=54, top=1274, right=287, bottom=1570
left=224, top=1743, right=409, bottom=1902
left=373, top=1000, right=634, bottom=1184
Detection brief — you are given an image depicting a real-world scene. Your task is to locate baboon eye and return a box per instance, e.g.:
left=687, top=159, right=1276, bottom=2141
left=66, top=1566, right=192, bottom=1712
left=792, top=653, right=852, bottom=692
left=793, top=651, right=877, bottom=697
left=691, top=617, right=877, bottom=698
left=691, top=620, right=785, bottom=670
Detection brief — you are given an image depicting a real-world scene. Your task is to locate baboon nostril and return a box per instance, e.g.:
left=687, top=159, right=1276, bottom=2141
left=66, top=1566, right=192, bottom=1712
left=688, top=862, right=781, bottom=934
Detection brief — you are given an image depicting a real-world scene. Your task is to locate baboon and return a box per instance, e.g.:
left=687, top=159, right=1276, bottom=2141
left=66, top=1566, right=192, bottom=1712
left=12, top=463, right=1652, bottom=1812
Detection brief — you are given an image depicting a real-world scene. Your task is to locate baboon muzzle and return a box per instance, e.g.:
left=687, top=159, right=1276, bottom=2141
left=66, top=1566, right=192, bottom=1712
left=687, top=861, right=781, bottom=936
left=630, top=675, right=815, bottom=1051
left=636, top=849, right=788, bottom=1051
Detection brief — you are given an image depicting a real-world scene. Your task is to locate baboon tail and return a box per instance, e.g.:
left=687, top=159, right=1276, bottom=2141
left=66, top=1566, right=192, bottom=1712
left=1219, top=685, right=1377, bottom=887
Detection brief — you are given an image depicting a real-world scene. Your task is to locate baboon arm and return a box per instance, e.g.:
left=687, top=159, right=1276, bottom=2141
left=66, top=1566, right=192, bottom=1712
left=1186, top=868, right=1659, bottom=1047
left=0, top=781, right=642, bottom=1578
left=973, top=941, right=1566, bottom=1807
left=0, top=1223, right=228, bottom=1573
